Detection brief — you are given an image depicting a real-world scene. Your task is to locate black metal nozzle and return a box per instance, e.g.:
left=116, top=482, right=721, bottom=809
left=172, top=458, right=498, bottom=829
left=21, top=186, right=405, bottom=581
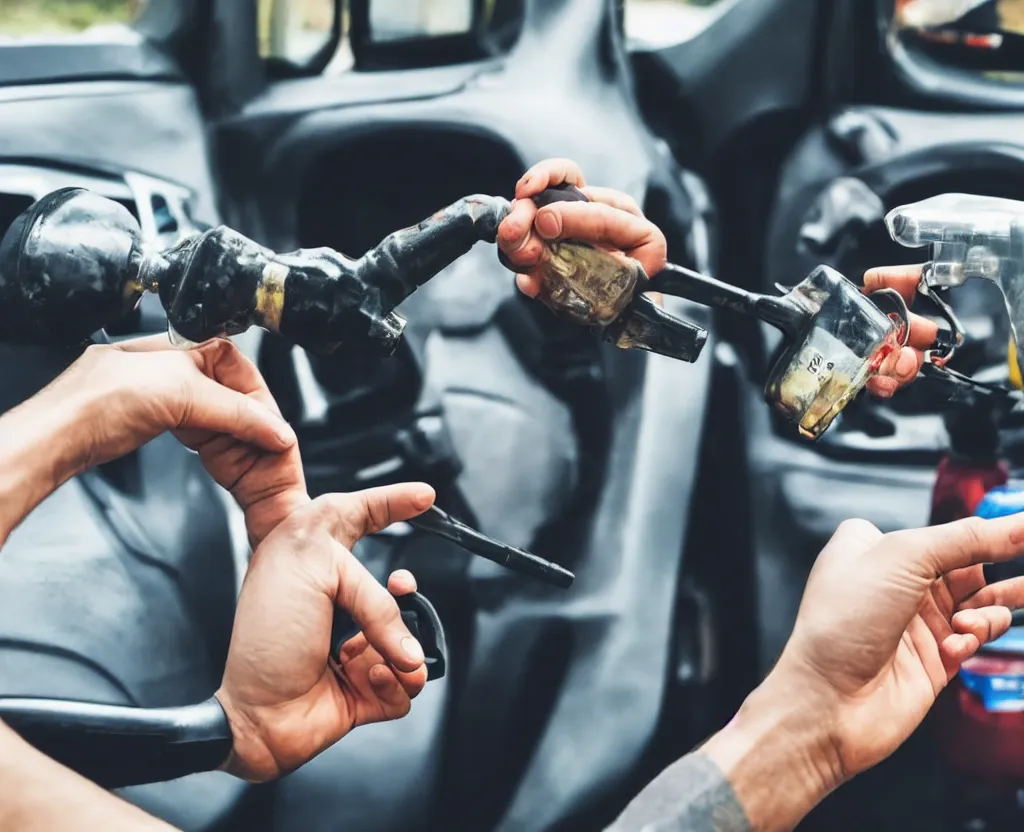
left=650, top=263, right=808, bottom=340
left=408, top=505, right=575, bottom=589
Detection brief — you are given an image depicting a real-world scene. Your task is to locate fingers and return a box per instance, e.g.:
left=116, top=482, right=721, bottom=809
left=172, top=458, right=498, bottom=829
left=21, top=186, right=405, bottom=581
left=828, top=518, right=885, bottom=551
left=515, top=158, right=586, bottom=199
left=906, top=313, right=940, bottom=351
left=317, top=483, right=436, bottom=550
left=580, top=186, right=643, bottom=216
left=862, top=263, right=939, bottom=355
left=332, top=555, right=425, bottom=675
left=868, top=347, right=925, bottom=398
left=960, top=574, right=1024, bottom=610
left=195, top=338, right=282, bottom=410
left=939, top=632, right=981, bottom=674
left=387, top=569, right=417, bottom=596
left=182, top=374, right=296, bottom=452
left=952, top=605, right=1012, bottom=646
left=498, top=199, right=542, bottom=268
left=863, top=265, right=925, bottom=304
left=365, top=665, right=416, bottom=718
left=115, top=335, right=294, bottom=445
left=515, top=272, right=542, bottom=298
left=890, top=515, right=1024, bottom=577
left=532, top=201, right=667, bottom=277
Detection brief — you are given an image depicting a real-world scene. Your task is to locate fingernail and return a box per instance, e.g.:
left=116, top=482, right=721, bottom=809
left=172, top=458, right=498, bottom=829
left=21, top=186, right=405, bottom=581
left=895, top=350, right=916, bottom=379
left=536, top=211, right=560, bottom=240
left=402, top=637, right=425, bottom=664
left=276, top=421, right=297, bottom=445
left=873, top=381, right=895, bottom=399
left=413, top=487, right=434, bottom=510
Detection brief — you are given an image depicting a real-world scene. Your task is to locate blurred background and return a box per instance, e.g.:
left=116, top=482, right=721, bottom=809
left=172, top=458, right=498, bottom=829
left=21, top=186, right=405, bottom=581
left=3, top=0, right=1024, bottom=830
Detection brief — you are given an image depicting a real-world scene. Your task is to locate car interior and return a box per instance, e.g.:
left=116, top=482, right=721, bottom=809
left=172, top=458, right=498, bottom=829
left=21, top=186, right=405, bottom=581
left=2, top=0, right=1024, bottom=829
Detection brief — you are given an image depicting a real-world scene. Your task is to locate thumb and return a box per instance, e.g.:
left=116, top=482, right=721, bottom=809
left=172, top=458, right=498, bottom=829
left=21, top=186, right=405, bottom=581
left=318, top=483, right=436, bottom=551
left=185, top=375, right=296, bottom=452
left=884, top=515, right=1024, bottom=578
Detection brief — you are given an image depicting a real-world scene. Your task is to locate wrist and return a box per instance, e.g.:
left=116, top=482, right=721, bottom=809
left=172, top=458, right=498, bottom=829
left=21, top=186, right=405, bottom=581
left=0, top=390, right=90, bottom=541
left=701, top=668, right=843, bottom=831
left=213, top=688, right=275, bottom=783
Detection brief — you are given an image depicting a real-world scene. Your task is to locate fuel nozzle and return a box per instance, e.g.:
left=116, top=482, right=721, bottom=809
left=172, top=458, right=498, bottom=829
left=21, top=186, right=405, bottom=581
left=886, top=193, right=1024, bottom=369
left=653, top=263, right=910, bottom=438
left=500, top=185, right=907, bottom=438
left=0, top=187, right=512, bottom=355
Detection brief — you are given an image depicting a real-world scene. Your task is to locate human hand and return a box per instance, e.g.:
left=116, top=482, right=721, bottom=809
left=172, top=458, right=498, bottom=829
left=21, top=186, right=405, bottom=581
left=46, top=335, right=307, bottom=545
left=497, top=158, right=667, bottom=303
left=215, top=484, right=435, bottom=782
left=862, top=264, right=939, bottom=398
left=0, top=335, right=304, bottom=545
left=771, top=516, right=1024, bottom=781
left=696, top=515, right=1024, bottom=831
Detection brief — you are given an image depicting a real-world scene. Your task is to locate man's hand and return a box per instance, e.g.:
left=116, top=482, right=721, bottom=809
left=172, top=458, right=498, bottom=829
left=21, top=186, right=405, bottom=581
left=105, top=336, right=309, bottom=545
left=700, top=514, right=1024, bottom=830
left=497, top=158, right=667, bottom=301
left=862, top=264, right=940, bottom=398
left=215, top=484, right=435, bottom=782
left=0, top=335, right=303, bottom=545
left=1, top=335, right=308, bottom=546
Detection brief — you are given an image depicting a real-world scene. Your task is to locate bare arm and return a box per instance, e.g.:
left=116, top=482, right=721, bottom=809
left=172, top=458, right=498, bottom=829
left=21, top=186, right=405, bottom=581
left=0, top=722, right=177, bottom=831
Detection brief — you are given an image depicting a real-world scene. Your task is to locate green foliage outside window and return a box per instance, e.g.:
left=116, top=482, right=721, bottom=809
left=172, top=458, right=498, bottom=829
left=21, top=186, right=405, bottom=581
left=0, top=0, right=145, bottom=38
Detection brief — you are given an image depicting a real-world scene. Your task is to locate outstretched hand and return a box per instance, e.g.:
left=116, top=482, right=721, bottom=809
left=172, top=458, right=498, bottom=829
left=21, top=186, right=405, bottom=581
left=763, top=515, right=1024, bottom=782
left=692, top=514, right=1024, bottom=832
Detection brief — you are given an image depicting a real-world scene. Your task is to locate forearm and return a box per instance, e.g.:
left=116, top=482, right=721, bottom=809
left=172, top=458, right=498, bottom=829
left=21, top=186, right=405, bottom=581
left=0, top=721, right=176, bottom=832
left=0, top=387, right=86, bottom=543
left=606, top=678, right=840, bottom=832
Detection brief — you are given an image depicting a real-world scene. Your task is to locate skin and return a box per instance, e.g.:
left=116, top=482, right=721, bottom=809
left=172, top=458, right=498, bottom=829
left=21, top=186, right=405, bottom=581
left=0, top=335, right=429, bottom=827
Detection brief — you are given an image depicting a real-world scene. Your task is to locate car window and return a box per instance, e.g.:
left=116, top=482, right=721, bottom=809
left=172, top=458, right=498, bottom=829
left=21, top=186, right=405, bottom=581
left=624, top=0, right=731, bottom=50
left=0, top=0, right=149, bottom=43
left=893, top=0, right=1024, bottom=83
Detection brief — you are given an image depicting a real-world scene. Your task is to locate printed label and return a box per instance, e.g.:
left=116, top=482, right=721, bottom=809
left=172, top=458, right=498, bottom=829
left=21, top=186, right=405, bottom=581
left=805, top=347, right=835, bottom=379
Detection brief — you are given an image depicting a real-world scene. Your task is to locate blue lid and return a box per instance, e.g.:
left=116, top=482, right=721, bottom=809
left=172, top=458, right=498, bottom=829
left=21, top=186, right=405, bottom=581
left=976, top=483, right=1024, bottom=519
left=983, top=627, right=1024, bottom=655
left=960, top=663, right=1024, bottom=712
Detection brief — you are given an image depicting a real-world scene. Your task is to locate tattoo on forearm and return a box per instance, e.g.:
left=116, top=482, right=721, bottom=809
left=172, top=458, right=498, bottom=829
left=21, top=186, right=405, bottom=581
left=604, top=753, right=752, bottom=832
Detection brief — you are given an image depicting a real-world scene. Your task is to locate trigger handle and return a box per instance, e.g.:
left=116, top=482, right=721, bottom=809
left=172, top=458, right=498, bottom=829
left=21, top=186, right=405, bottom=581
left=331, top=591, right=448, bottom=681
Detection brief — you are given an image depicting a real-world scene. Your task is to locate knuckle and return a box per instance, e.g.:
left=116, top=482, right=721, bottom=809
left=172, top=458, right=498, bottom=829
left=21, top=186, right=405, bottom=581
left=392, top=694, right=412, bottom=718
left=959, top=516, right=987, bottom=552
left=836, top=518, right=877, bottom=539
